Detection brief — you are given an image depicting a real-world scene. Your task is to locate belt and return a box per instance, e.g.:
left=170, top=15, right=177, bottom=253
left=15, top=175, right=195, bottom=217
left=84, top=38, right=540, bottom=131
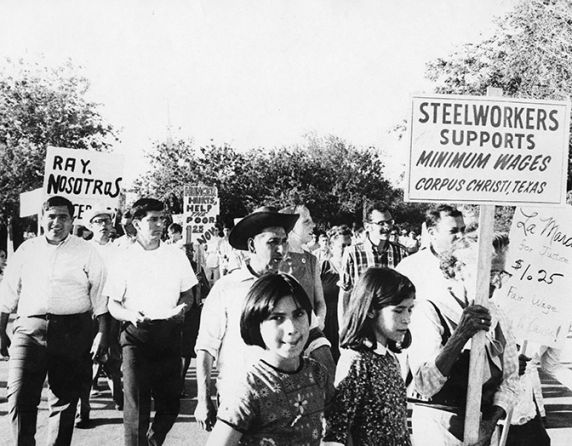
left=27, top=312, right=91, bottom=321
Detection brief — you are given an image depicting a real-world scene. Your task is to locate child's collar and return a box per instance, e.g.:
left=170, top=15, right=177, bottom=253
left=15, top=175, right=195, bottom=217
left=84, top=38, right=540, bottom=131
left=373, top=342, right=388, bottom=356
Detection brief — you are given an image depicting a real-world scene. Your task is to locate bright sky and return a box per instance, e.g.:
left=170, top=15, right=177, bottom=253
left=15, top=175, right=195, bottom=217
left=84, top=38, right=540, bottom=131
left=1, top=0, right=517, bottom=184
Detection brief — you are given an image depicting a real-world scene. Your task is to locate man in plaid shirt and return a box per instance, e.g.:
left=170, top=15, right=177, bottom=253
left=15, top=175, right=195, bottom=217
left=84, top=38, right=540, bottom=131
left=337, top=203, right=408, bottom=322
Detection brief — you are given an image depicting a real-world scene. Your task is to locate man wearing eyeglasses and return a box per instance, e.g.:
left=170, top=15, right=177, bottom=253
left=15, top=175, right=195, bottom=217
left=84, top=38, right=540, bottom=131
left=338, top=203, right=408, bottom=321
left=76, top=206, right=125, bottom=428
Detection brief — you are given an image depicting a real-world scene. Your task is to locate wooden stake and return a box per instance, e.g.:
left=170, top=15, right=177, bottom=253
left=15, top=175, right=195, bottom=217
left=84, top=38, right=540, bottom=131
left=464, top=86, right=503, bottom=444
left=463, top=205, right=495, bottom=444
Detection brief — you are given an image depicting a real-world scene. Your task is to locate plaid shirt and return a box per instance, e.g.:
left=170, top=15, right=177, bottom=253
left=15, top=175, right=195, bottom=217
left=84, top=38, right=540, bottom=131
left=339, top=234, right=408, bottom=293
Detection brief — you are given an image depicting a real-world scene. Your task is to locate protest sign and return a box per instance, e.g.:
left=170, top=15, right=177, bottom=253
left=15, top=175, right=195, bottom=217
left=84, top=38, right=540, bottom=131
left=406, top=94, right=570, bottom=206
left=42, top=146, right=124, bottom=224
left=19, top=188, right=43, bottom=218
left=495, top=206, right=572, bottom=347
left=183, top=185, right=220, bottom=244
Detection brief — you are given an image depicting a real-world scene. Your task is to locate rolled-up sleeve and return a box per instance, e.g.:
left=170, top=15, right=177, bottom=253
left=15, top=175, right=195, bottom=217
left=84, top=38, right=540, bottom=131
left=408, top=299, right=449, bottom=398
left=337, top=248, right=355, bottom=292
left=492, top=308, right=520, bottom=413
left=194, top=283, right=226, bottom=360
left=0, top=246, right=25, bottom=314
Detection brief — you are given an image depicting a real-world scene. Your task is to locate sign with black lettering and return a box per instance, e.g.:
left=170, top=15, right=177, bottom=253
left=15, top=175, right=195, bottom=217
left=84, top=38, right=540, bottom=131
left=494, top=207, right=572, bottom=346
left=406, top=95, right=570, bottom=205
left=42, top=146, right=124, bottom=224
left=183, top=185, right=220, bottom=244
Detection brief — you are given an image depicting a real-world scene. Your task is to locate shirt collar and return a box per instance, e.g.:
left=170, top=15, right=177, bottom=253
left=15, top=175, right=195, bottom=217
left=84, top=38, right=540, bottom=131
left=42, top=233, right=72, bottom=247
left=373, top=342, right=388, bottom=356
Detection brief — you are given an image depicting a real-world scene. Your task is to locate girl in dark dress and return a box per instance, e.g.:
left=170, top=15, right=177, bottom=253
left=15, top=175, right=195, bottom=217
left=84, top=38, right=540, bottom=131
left=323, top=267, right=415, bottom=446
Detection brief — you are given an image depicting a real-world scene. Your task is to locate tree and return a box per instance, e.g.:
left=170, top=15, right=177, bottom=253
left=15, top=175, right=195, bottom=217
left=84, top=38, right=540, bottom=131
left=425, top=0, right=572, bottom=186
left=0, top=58, right=118, bottom=224
left=133, top=134, right=420, bottom=229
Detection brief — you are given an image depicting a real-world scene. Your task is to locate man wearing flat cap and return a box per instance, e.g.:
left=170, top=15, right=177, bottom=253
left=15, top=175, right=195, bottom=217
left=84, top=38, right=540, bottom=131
left=194, top=206, right=334, bottom=432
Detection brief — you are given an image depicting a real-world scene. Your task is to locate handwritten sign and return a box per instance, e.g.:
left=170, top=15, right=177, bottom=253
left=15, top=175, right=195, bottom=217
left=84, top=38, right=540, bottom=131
left=19, top=188, right=43, bottom=218
left=495, top=207, right=572, bottom=346
left=42, top=146, right=124, bottom=224
left=183, top=185, right=220, bottom=244
left=406, top=95, right=570, bottom=205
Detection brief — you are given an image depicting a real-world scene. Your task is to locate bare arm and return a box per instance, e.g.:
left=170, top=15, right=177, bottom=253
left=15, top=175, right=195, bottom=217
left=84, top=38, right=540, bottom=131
left=108, top=299, right=150, bottom=327
left=206, top=421, right=243, bottom=446
left=435, top=305, right=491, bottom=377
left=195, top=350, right=217, bottom=431
left=337, top=288, right=350, bottom=331
left=313, top=262, right=326, bottom=329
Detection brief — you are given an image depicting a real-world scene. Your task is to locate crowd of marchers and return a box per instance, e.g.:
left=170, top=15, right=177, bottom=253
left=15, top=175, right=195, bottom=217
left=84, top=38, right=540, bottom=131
left=0, top=196, right=571, bottom=446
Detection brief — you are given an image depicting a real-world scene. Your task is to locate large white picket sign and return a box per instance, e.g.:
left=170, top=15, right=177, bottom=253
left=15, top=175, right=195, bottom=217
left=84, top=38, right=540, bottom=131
left=183, top=185, right=220, bottom=244
left=42, top=146, right=124, bottom=224
left=406, top=94, right=570, bottom=206
left=495, top=206, right=572, bottom=347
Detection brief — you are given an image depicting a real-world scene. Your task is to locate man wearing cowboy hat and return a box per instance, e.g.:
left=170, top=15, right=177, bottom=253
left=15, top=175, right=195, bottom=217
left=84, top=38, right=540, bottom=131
left=194, top=206, right=334, bottom=431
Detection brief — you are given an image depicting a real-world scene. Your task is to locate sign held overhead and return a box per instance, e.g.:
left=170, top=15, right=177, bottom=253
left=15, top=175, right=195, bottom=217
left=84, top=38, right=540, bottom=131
left=406, top=94, right=570, bottom=206
left=42, top=146, right=124, bottom=224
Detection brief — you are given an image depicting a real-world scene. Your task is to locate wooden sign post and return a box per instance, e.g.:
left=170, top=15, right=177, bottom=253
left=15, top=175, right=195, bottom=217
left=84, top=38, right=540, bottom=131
left=406, top=88, right=570, bottom=445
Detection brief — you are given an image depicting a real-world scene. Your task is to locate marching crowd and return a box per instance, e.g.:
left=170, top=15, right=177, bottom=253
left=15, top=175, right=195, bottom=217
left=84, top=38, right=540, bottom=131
left=0, top=196, right=571, bottom=446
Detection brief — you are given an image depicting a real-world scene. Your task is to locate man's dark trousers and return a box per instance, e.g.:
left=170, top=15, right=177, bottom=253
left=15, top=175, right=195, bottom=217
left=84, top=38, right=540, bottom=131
left=7, top=313, right=93, bottom=446
left=121, top=320, right=181, bottom=446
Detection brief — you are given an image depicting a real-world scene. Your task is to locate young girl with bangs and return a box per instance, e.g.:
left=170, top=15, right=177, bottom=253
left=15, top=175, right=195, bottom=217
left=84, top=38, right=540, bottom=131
left=206, top=272, right=333, bottom=446
left=323, top=267, right=415, bottom=446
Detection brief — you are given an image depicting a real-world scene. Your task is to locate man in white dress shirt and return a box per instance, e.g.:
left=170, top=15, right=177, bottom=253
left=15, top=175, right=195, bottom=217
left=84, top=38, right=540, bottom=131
left=106, top=198, right=198, bottom=446
left=0, top=195, right=108, bottom=446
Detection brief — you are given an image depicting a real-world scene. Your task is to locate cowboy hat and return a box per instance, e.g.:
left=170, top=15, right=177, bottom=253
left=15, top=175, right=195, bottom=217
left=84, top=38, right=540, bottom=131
left=229, top=206, right=299, bottom=250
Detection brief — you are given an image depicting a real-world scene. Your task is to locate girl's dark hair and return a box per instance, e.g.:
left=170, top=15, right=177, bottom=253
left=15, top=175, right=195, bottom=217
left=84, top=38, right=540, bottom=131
left=240, top=272, right=313, bottom=348
left=340, top=267, right=415, bottom=353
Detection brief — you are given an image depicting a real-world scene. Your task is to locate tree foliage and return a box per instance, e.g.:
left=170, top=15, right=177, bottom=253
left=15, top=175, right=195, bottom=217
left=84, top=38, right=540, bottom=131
left=425, top=0, right=572, bottom=186
left=0, top=58, right=118, bottom=223
left=133, top=134, right=426, bottom=229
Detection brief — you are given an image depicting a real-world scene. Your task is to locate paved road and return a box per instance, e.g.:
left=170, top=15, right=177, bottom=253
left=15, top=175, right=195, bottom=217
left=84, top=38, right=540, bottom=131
left=1, top=346, right=571, bottom=445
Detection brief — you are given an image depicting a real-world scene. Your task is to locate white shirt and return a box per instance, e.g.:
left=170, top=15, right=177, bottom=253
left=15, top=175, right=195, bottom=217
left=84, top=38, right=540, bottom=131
left=104, top=241, right=197, bottom=319
left=195, top=265, right=264, bottom=397
left=90, top=239, right=117, bottom=267
left=195, top=264, right=328, bottom=399
left=396, top=247, right=449, bottom=304
left=0, top=235, right=107, bottom=316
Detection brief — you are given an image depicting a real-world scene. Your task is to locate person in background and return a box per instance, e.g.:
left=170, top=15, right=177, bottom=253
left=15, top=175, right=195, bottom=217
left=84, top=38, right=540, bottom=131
left=305, top=232, right=319, bottom=252
left=0, top=195, right=108, bottom=446
left=338, top=203, right=407, bottom=325
left=166, top=223, right=185, bottom=249
left=279, top=204, right=327, bottom=329
left=313, top=230, right=331, bottom=264
left=105, top=198, right=198, bottom=446
left=114, top=211, right=137, bottom=249
left=218, top=223, right=244, bottom=276
left=76, top=206, right=124, bottom=428
left=323, top=267, right=415, bottom=446
left=397, top=205, right=466, bottom=308
left=320, top=225, right=352, bottom=362
left=204, top=229, right=222, bottom=287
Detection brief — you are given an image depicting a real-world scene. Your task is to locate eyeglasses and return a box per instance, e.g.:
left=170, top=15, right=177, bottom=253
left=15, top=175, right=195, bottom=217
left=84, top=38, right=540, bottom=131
left=368, top=219, right=394, bottom=226
left=91, top=218, right=112, bottom=225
